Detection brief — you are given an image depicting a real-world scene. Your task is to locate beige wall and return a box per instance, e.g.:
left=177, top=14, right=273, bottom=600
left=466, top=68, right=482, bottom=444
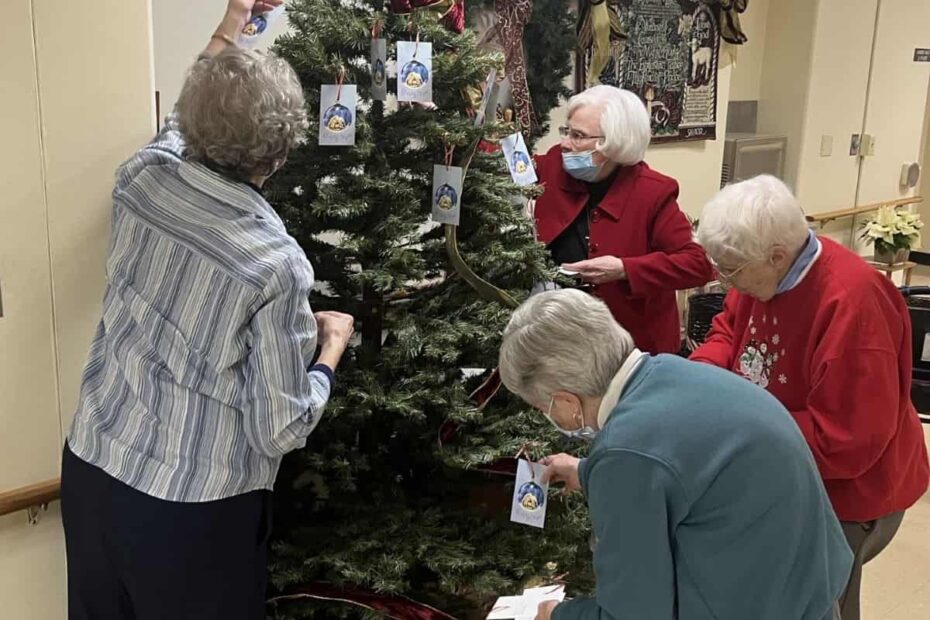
left=0, top=1, right=155, bottom=618
left=756, top=0, right=819, bottom=194
left=795, top=0, right=878, bottom=213
left=153, top=0, right=290, bottom=118
left=728, top=0, right=771, bottom=102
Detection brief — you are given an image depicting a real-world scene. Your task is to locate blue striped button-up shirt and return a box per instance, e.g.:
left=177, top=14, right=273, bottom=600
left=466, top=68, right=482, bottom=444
left=68, top=117, right=331, bottom=502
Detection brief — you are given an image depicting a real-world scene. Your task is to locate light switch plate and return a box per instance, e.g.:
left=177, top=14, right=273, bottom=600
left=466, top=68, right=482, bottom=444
left=820, top=135, right=834, bottom=157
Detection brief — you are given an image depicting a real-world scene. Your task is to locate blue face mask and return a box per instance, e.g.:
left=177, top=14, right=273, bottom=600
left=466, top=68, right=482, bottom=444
left=545, top=396, right=599, bottom=441
left=562, top=150, right=605, bottom=182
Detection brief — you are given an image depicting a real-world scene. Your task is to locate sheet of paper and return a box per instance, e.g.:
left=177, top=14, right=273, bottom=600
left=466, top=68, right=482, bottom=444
left=370, top=38, right=387, bottom=101
left=510, top=459, right=548, bottom=528
left=500, top=133, right=538, bottom=186
left=397, top=41, right=433, bottom=103
left=431, top=165, right=464, bottom=225
left=486, top=586, right=565, bottom=619
left=318, top=85, right=357, bottom=146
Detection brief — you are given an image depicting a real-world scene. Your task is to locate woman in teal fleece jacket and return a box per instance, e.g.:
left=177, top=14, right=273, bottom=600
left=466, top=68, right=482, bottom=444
left=498, top=289, right=852, bottom=620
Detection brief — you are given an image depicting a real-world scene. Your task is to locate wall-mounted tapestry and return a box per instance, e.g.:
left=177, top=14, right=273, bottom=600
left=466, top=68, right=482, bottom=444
left=576, top=0, right=721, bottom=143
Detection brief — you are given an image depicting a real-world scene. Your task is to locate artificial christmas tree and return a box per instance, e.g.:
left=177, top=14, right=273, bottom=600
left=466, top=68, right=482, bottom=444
left=264, top=1, right=588, bottom=618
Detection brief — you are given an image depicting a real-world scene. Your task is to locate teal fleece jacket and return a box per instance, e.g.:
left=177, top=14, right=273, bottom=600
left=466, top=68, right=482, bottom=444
left=553, top=355, right=852, bottom=620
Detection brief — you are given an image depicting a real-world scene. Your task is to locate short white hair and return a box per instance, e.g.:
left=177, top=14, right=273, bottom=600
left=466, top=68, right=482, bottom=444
left=568, top=85, right=651, bottom=166
left=499, top=289, right=635, bottom=407
left=699, top=175, right=810, bottom=263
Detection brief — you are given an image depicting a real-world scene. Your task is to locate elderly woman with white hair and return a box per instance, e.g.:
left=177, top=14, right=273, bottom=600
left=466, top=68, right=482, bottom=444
left=499, top=288, right=851, bottom=620
left=532, top=85, right=712, bottom=354
left=691, top=175, right=929, bottom=620
left=60, top=2, right=354, bottom=618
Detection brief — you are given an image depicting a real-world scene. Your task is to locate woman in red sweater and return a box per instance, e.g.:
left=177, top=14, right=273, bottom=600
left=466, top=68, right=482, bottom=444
left=532, top=86, right=713, bottom=353
left=691, top=175, right=929, bottom=620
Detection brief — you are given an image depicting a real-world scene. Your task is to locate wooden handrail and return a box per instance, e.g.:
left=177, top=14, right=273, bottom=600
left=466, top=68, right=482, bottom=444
left=0, top=479, right=61, bottom=518
left=806, top=196, right=923, bottom=226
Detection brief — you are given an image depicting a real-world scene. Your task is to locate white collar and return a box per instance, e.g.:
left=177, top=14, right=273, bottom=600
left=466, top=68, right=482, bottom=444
left=596, top=348, right=647, bottom=429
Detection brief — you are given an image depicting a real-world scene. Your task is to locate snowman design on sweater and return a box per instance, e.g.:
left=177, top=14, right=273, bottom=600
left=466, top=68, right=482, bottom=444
left=737, top=314, right=787, bottom=389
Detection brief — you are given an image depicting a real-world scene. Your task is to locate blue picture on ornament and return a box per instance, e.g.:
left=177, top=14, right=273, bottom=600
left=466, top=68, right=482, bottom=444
left=372, top=58, right=386, bottom=87
left=511, top=151, right=532, bottom=175
left=323, top=104, right=353, bottom=133
left=400, top=60, right=430, bottom=89
left=517, top=481, right=545, bottom=512
left=241, top=14, right=268, bottom=37
left=434, top=183, right=459, bottom=211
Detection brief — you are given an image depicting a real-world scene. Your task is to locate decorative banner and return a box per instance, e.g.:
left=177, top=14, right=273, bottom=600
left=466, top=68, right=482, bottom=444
left=493, top=0, right=536, bottom=132
left=397, top=41, right=433, bottom=103
left=432, top=165, right=464, bottom=225
left=370, top=38, right=388, bottom=101
left=319, top=85, right=357, bottom=146
left=500, top=133, right=537, bottom=186
left=510, top=459, right=548, bottom=528
left=238, top=4, right=285, bottom=48
left=576, top=0, right=720, bottom=143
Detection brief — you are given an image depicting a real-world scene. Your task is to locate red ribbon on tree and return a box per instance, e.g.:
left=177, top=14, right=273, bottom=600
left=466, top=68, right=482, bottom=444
left=440, top=0, right=466, bottom=34
left=269, top=583, right=457, bottom=620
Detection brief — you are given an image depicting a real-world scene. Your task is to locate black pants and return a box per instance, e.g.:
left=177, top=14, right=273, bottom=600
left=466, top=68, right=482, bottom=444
left=61, top=444, right=272, bottom=620
left=838, top=511, right=905, bottom=620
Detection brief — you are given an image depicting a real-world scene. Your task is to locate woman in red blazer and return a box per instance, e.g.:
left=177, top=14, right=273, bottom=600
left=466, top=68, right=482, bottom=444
left=533, top=86, right=713, bottom=353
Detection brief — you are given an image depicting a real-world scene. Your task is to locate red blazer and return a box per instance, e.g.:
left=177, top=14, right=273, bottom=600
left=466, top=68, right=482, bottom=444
left=534, top=146, right=713, bottom=353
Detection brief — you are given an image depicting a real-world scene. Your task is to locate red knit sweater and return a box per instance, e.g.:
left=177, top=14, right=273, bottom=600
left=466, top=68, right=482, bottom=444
left=692, top=238, right=929, bottom=521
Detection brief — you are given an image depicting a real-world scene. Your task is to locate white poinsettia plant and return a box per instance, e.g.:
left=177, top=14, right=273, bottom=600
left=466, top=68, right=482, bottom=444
left=860, top=206, right=923, bottom=253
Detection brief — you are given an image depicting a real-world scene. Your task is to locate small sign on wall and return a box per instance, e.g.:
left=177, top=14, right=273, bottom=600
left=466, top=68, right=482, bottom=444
left=915, top=48, right=930, bottom=62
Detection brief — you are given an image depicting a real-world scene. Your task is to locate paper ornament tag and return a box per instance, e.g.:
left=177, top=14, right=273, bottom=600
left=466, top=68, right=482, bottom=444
left=431, top=165, right=464, bottom=226
left=238, top=4, right=285, bottom=48
left=370, top=38, right=388, bottom=101
left=474, top=69, right=498, bottom=127
left=319, top=85, right=357, bottom=146
left=510, top=459, right=548, bottom=529
left=500, top=133, right=538, bottom=186
left=397, top=41, right=433, bottom=103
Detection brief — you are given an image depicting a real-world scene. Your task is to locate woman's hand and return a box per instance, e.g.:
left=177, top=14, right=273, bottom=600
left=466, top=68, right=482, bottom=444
left=540, top=453, right=582, bottom=493
left=561, top=256, right=626, bottom=284
left=226, top=0, right=283, bottom=22
left=535, top=600, right=560, bottom=620
left=314, top=311, right=355, bottom=371
left=205, top=0, right=284, bottom=56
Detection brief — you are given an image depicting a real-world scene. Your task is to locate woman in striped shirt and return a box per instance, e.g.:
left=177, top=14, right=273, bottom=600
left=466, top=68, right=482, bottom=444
left=60, top=2, right=354, bottom=618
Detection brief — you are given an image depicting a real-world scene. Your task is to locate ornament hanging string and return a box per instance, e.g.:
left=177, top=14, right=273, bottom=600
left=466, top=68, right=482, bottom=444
left=371, top=19, right=382, bottom=40
left=335, top=67, right=346, bottom=102
left=443, top=143, right=455, bottom=170
left=514, top=444, right=535, bottom=480
left=414, top=30, right=420, bottom=57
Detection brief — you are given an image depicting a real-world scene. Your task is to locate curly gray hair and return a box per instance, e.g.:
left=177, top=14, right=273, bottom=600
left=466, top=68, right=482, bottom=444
left=177, top=47, right=308, bottom=181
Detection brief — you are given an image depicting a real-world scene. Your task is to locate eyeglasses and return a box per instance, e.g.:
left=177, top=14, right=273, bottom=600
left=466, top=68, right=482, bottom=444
left=709, top=257, right=752, bottom=284
left=558, top=125, right=604, bottom=147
